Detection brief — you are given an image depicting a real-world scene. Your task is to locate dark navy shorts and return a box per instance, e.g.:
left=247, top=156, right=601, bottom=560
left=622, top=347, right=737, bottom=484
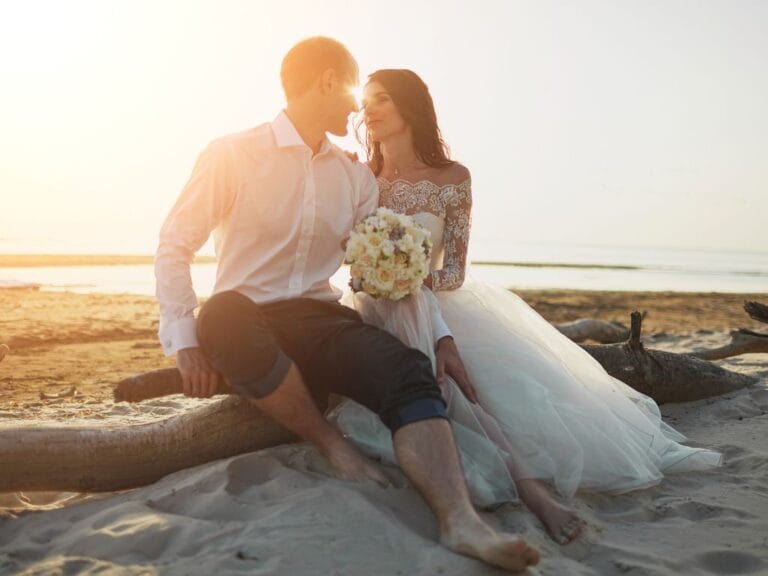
left=197, top=291, right=447, bottom=433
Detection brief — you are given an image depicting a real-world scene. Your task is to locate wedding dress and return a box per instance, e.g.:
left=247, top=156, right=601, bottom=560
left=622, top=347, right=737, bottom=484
left=331, top=178, right=722, bottom=508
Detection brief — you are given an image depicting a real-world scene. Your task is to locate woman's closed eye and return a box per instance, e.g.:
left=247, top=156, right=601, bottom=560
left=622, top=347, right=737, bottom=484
left=362, top=93, right=391, bottom=111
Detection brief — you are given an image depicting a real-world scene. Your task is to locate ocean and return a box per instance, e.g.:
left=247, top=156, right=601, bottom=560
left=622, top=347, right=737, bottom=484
left=1, top=243, right=766, bottom=295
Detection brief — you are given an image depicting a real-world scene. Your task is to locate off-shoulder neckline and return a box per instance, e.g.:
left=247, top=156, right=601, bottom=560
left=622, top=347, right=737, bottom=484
left=377, top=177, right=471, bottom=190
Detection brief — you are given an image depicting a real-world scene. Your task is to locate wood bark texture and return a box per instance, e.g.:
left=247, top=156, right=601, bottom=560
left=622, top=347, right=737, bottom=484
left=0, top=397, right=294, bottom=492
left=554, top=319, right=629, bottom=343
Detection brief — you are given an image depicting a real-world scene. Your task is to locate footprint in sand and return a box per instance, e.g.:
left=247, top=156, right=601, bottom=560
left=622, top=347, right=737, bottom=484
left=224, top=450, right=325, bottom=497
left=697, top=550, right=765, bottom=574
left=651, top=497, right=756, bottom=523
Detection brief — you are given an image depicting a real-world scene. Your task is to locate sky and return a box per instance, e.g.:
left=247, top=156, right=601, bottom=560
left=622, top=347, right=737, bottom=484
left=1, top=0, right=766, bottom=258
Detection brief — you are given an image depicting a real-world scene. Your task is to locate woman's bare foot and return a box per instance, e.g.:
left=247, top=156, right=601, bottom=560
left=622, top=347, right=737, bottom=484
left=441, top=512, right=540, bottom=572
left=517, top=478, right=581, bottom=544
left=323, top=436, right=390, bottom=487
left=0, top=343, right=8, bottom=363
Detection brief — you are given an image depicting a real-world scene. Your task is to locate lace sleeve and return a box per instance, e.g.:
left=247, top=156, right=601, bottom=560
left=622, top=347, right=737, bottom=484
left=431, top=178, right=472, bottom=291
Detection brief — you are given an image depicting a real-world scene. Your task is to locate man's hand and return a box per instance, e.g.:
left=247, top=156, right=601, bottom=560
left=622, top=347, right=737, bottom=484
left=435, top=336, right=478, bottom=403
left=177, top=347, right=220, bottom=398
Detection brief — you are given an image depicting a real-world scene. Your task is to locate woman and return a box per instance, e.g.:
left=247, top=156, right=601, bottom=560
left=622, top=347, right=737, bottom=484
left=332, top=69, right=722, bottom=544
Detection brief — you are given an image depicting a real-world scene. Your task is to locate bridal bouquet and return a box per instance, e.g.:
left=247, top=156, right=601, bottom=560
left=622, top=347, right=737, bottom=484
left=345, top=207, right=432, bottom=301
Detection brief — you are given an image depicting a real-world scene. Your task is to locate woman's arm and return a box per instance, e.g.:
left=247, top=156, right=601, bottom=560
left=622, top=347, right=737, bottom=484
left=431, top=174, right=472, bottom=291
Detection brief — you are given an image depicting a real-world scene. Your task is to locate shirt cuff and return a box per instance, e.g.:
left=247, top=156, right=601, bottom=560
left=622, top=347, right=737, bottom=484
left=430, top=270, right=441, bottom=291
left=433, top=312, right=453, bottom=343
left=158, top=316, right=199, bottom=357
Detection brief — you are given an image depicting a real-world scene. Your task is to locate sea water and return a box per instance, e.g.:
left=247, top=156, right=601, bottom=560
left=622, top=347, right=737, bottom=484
left=1, top=243, right=766, bottom=295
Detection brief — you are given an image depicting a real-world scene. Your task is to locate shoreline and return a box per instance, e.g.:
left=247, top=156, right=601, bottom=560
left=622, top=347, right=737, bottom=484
left=0, top=254, right=218, bottom=267
left=3, top=252, right=766, bottom=272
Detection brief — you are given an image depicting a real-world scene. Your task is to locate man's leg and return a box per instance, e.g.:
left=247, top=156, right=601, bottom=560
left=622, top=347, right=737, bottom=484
left=248, top=362, right=388, bottom=484
left=197, top=291, right=387, bottom=484
left=394, top=419, right=540, bottom=571
left=294, top=301, right=540, bottom=572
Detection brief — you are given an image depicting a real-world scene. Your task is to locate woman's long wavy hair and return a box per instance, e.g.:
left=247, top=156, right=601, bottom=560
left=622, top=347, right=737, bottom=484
left=359, top=69, right=453, bottom=176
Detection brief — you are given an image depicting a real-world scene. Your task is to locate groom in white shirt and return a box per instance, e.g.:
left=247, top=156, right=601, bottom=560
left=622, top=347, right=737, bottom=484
left=155, top=36, right=539, bottom=572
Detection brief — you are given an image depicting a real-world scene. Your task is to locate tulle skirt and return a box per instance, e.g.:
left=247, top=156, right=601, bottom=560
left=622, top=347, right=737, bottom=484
left=330, top=282, right=722, bottom=507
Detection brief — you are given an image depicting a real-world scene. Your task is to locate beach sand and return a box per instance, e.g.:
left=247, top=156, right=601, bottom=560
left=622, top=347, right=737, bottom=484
left=1, top=288, right=767, bottom=575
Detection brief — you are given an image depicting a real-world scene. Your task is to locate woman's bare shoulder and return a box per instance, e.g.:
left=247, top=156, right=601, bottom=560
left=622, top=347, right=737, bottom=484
left=432, top=162, right=471, bottom=186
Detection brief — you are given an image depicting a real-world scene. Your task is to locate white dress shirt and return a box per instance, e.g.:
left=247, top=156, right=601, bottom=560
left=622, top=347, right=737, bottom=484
left=155, top=111, right=450, bottom=356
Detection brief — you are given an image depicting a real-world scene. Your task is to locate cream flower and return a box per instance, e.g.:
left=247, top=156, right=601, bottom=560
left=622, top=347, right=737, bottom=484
left=346, top=207, right=432, bottom=300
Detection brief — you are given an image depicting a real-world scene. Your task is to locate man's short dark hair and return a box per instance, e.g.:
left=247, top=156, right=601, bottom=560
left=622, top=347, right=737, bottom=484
left=280, top=37, right=358, bottom=99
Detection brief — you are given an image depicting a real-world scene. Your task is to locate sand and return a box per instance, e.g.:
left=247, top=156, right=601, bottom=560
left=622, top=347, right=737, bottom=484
left=1, top=288, right=767, bottom=575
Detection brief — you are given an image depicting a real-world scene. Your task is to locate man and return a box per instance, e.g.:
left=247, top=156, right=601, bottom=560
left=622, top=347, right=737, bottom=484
left=155, top=36, right=539, bottom=572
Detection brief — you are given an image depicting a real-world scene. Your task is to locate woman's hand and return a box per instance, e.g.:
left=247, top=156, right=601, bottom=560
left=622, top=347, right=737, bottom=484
left=435, top=336, right=478, bottom=403
left=422, top=273, right=433, bottom=290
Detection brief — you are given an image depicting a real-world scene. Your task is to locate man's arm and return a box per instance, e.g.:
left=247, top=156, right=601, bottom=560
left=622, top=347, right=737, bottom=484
left=155, top=139, right=234, bottom=397
left=353, top=162, right=380, bottom=224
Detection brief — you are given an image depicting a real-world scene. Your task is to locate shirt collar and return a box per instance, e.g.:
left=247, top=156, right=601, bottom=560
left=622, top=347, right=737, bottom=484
left=272, top=110, right=333, bottom=155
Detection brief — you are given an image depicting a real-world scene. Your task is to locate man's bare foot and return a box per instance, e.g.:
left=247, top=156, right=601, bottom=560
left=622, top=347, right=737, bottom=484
left=441, top=512, right=540, bottom=572
left=517, top=479, right=581, bottom=544
left=323, top=437, right=390, bottom=487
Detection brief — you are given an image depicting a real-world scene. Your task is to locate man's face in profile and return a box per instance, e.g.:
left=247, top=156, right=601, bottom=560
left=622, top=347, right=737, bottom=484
left=325, top=61, right=360, bottom=137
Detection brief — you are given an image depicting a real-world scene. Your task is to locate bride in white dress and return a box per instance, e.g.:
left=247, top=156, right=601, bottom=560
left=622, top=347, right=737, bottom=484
left=331, top=69, right=722, bottom=544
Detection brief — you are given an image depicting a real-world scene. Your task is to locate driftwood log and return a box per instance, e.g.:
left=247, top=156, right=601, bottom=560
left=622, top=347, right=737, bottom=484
left=581, top=312, right=757, bottom=404
left=554, top=300, right=768, bottom=358
left=679, top=300, right=768, bottom=361
left=554, top=319, right=629, bottom=344
left=0, top=396, right=294, bottom=492
left=691, top=329, right=768, bottom=360
left=113, top=369, right=227, bottom=403
left=745, top=300, right=768, bottom=324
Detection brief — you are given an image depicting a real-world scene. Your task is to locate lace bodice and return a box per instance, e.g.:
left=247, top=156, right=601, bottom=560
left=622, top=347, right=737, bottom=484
left=378, top=177, right=472, bottom=291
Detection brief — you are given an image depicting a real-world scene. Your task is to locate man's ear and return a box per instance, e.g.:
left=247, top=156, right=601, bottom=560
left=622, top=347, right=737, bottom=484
left=320, top=68, right=337, bottom=94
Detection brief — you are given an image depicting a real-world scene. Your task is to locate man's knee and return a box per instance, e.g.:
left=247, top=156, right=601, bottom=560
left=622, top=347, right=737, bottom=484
left=388, top=349, right=447, bottom=429
left=362, top=341, right=448, bottom=432
left=197, top=290, right=291, bottom=399
left=198, top=290, right=252, bottom=343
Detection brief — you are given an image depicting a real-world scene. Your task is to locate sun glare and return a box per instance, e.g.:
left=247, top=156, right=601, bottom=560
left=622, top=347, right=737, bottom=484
left=352, top=85, right=365, bottom=110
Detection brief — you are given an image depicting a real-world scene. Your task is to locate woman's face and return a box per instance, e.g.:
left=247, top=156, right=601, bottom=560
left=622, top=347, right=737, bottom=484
left=362, top=81, right=408, bottom=141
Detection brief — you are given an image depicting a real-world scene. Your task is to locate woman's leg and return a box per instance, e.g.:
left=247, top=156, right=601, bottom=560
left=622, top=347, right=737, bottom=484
left=442, top=382, right=581, bottom=544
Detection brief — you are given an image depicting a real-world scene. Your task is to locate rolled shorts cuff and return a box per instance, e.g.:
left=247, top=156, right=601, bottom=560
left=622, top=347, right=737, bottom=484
left=389, top=398, right=448, bottom=433
left=229, top=349, right=292, bottom=399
